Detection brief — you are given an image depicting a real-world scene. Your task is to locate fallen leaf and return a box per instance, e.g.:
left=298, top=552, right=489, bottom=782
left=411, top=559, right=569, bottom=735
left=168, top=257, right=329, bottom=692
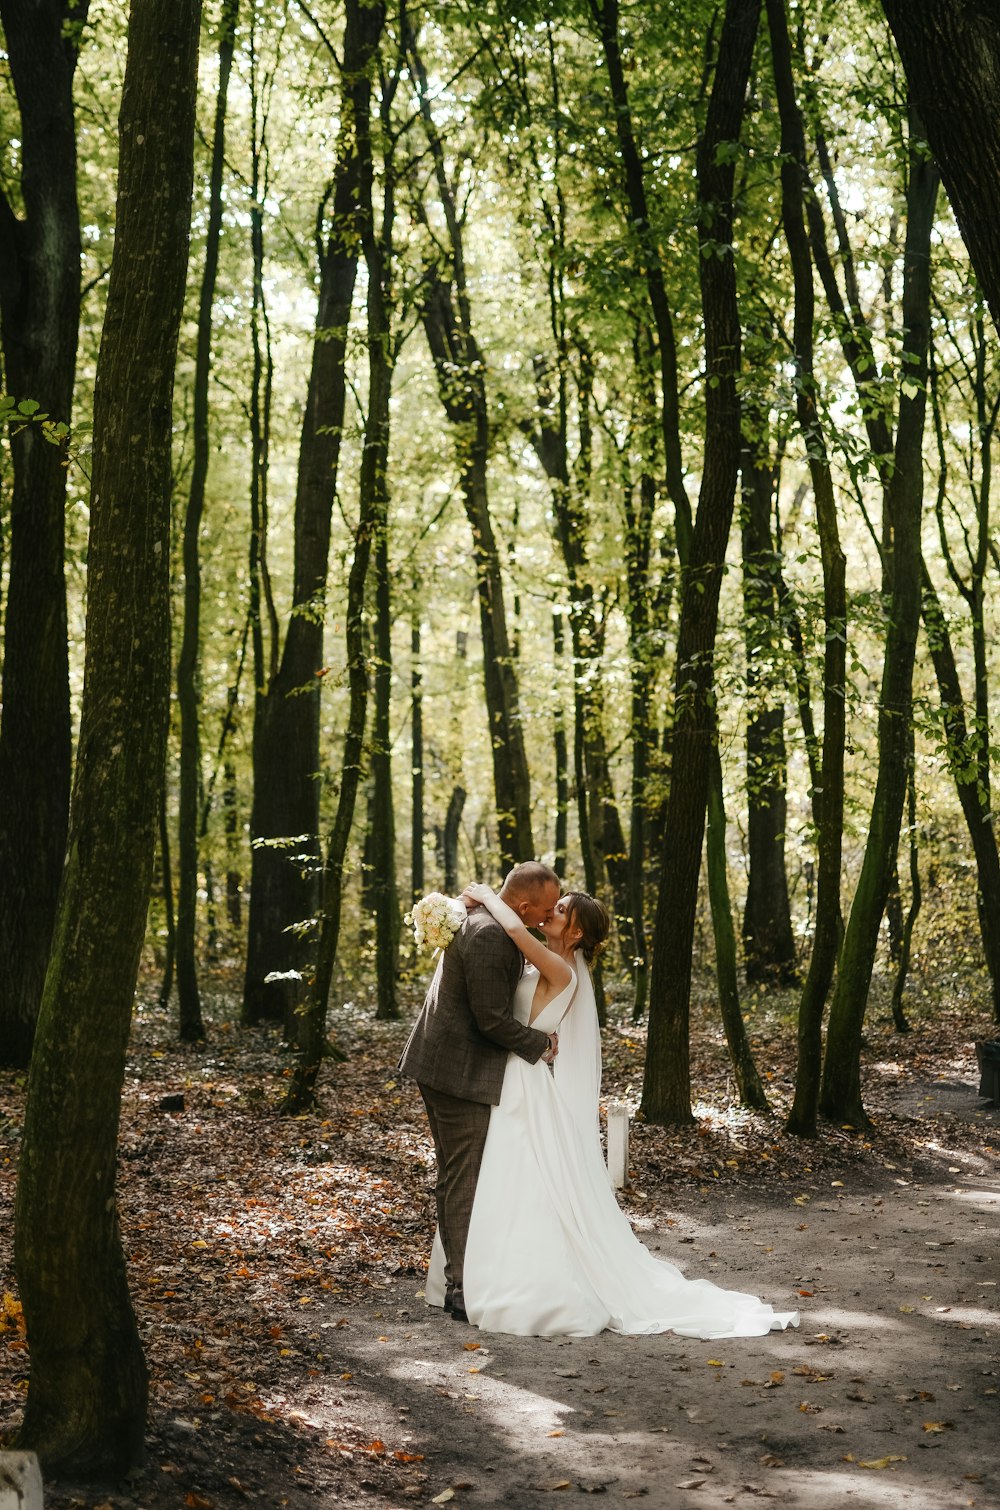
left=548, top=1429, right=566, bottom=1437
left=858, top=1456, right=907, bottom=1470
left=898, top=1304, right=915, bottom=1314
left=922, top=1421, right=955, bottom=1433
left=184, top=1496, right=214, bottom=1510
left=393, top=1451, right=425, bottom=1464
left=707, top=1359, right=726, bottom=1368
left=675, top=1481, right=705, bottom=1491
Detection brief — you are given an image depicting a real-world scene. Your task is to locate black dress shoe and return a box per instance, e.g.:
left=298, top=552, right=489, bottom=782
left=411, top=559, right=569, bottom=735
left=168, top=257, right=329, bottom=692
left=450, top=1303, right=469, bottom=1323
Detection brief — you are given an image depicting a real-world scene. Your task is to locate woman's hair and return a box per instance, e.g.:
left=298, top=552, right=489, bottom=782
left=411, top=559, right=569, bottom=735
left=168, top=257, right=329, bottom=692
left=563, top=892, right=611, bottom=964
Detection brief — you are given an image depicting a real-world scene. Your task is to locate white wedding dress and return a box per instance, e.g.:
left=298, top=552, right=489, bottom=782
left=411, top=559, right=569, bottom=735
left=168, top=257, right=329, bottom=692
left=426, top=956, right=799, bottom=1339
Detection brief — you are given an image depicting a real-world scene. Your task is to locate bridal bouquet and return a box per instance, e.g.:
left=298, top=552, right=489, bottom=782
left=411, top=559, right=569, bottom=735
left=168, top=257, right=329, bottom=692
left=405, top=892, right=466, bottom=953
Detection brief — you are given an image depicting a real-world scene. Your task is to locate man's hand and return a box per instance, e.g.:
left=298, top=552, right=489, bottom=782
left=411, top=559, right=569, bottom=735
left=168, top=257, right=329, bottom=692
left=542, top=1032, right=559, bottom=1065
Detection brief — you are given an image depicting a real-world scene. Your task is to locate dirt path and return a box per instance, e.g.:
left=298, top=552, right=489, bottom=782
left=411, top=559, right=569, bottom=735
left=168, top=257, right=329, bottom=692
left=6, top=995, right=997, bottom=1510
left=319, top=1164, right=998, bottom=1510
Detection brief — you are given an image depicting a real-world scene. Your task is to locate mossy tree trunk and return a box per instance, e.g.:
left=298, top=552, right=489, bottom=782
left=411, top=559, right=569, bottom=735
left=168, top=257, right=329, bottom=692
left=14, top=0, right=202, bottom=1473
left=0, top=0, right=87, bottom=1068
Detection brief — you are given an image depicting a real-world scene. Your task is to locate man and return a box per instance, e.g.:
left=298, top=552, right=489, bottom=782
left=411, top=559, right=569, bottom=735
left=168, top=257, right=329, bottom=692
left=399, top=861, right=561, bottom=1321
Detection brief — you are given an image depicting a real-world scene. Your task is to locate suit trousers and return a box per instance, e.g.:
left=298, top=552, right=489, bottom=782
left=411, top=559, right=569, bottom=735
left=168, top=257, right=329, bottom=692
left=419, top=1084, right=492, bottom=1309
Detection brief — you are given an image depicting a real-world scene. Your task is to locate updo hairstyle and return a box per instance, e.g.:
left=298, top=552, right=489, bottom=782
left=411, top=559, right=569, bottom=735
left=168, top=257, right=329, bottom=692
left=563, top=892, right=610, bottom=964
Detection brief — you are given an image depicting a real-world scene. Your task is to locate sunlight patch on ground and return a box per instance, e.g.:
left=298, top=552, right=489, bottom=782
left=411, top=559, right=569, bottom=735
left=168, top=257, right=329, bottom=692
left=386, top=1355, right=579, bottom=1455
left=944, top=1184, right=1000, bottom=1206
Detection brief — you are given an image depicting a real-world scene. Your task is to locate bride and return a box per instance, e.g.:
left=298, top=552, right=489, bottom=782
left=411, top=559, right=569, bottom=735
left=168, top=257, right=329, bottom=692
left=425, top=883, right=799, bottom=1339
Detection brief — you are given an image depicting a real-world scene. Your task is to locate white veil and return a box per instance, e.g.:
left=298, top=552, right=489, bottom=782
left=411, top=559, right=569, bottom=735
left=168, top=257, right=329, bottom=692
left=551, top=951, right=604, bottom=1152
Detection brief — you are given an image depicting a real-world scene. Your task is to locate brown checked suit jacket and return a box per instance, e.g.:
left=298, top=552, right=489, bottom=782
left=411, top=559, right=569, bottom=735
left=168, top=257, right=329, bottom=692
left=398, top=908, right=551, bottom=1105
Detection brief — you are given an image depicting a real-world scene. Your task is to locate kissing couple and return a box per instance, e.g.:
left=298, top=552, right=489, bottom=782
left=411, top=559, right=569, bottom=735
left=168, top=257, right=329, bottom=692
left=399, top=861, right=798, bottom=1339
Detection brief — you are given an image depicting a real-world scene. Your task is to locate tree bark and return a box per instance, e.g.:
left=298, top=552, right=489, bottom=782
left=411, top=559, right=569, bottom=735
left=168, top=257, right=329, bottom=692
left=921, top=564, right=1000, bottom=1022
left=282, top=0, right=387, bottom=1108
left=641, top=0, right=761, bottom=1127
left=765, top=0, right=848, bottom=1139
left=411, top=606, right=425, bottom=902
left=881, top=0, right=1000, bottom=335
left=407, top=29, right=533, bottom=869
left=14, top=0, right=201, bottom=1473
left=242, top=11, right=375, bottom=1028
left=418, top=272, right=534, bottom=870
left=373, top=507, right=400, bottom=1020
left=0, top=0, right=88, bottom=1067
left=821, top=121, right=939, bottom=1128
left=740, top=446, right=797, bottom=984
left=175, top=0, right=238, bottom=1042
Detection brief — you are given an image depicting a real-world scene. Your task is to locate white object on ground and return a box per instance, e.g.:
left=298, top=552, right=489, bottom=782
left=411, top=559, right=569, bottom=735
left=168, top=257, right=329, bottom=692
left=0, top=1452, right=43, bottom=1510
left=605, top=1098, right=630, bottom=1189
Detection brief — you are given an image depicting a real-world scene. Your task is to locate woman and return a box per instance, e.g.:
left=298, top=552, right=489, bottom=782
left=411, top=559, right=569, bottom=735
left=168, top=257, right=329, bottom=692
left=425, top=884, right=799, bottom=1339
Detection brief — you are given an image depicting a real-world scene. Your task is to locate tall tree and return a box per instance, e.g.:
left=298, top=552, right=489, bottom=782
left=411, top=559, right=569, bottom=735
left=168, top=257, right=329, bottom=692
left=14, top=0, right=202, bottom=1471
left=739, top=441, right=797, bottom=984
left=641, top=0, right=762, bottom=1126
left=821, top=117, right=939, bottom=1128
left=0, top=0, right=89, bottom=1067
left=881, top=0, right=1000, bottom=334
left=765, top=0, right=847, bottom=1139
left=283, top=0, right=387, bottom=1108
left=242, top=7, right=376, bottom=1028
left=406, top=27, right=535, bottom=869
left=175, top=0, right=239, bottom=1042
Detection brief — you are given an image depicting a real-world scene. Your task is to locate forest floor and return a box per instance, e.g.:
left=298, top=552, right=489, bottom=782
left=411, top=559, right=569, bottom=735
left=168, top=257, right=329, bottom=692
left=1, top=955, right=998, bottom=1510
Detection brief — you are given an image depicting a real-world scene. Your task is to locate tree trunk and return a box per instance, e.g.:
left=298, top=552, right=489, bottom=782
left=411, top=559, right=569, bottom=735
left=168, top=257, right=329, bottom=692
left=443, top=786, right=466, bottom=896
left=881, top=0, right=1000, bottom=335
left=175, top=0, right=237, bottom=1042
left=890, top=741, right=920, bottom=1032
left=0, top=0, right=88, bottom=1067
left=242, top=8, right=374, bottom=1029
left=921, top=564, right=1000, bottom=1021
left=223, top=758, right=242, bottom=930
left=282, top=0, right=387, bottom=1108
left=740, top=445, right=797, bottom=984
left=706, top=744, right=771, bottom=1111
left=418, top=275, right=534, bottom=869
left=158, top=779, right=176, bottom=1010
left=765, top=0, right=848, bottom=1139
left=641, top=0, right=761, bottom=1127
left=552, top=611, right=569, bottom=876
left=13, top=0, right=201, bottom=1473
left=407, top=30, right=533, bottom=869
left=821, top=122, right=939, bottom=1128
left=411, top=607, right=425, bottom=902
left=373, top=521, right=400, bottom=1020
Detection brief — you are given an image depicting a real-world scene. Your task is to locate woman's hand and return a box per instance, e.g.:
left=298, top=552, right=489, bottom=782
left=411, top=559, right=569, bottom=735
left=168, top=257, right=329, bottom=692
left=462, top=881, right=523, bottom=935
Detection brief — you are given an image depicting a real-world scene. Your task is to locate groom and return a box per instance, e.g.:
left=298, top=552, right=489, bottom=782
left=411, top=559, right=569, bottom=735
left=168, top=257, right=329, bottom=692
left=399, top=861, right=561, bottom=1321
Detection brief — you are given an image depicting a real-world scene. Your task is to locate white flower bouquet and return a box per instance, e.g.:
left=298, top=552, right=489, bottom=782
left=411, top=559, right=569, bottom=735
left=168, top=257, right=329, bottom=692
left=405, top=891, right=466, bottom=954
